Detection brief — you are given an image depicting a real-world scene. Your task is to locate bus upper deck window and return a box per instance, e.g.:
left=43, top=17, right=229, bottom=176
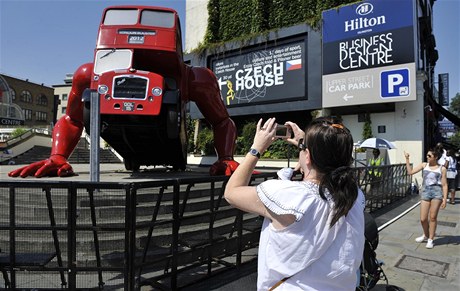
left=104, top=9, right=138, bottom=25
left=140, top=10, right=174, bottom=28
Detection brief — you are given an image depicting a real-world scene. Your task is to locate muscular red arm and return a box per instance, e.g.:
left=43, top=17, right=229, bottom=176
left=186, top=66, right=239, bottom=176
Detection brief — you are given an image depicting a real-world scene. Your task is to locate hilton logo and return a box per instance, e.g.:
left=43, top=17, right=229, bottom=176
left=356, top=3, right=373, bottom=16
left=344, top=2, right=386, bottom=32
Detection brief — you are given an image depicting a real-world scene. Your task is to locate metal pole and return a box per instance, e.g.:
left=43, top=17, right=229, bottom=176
left=90, top=91, right=100, bottom=182
left=354, top=145, right=357, bottom=168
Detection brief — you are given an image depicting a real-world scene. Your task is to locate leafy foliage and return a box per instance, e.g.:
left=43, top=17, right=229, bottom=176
left=446, top=92, right=460, bottom=149
left=449, top=92, right=460, bottom=117
left=186, top=114, right=196, bottom=153
left=362, top=114, right=373, bottom=140
left=196, top=126, right=215, bottom=155
left=236, top=122, right=256, bottom=155
left=263, top=139, right=297, bottom=159
left=10, top=127, right=28, bottom=138
left=203, top=0, right=357, bottom=45
left=233, top=121, right=296, bottom=158
left=449, top=132, right=460, bottom=149
left=204, top=0, right=221, bottom=44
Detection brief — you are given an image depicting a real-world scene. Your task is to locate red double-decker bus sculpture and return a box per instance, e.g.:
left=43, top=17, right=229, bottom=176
left=9, top=6, right=239, bottom=177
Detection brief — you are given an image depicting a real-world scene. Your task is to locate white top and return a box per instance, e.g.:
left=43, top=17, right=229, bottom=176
left=422, top=163, right=442, bottom=186
left=256, top=180, right=365, bottom=290
left=446, top=156, right=456, bottom=171
left=277, top=167, right=294, bottom=180
left=438, top=149, right=448, bottom=166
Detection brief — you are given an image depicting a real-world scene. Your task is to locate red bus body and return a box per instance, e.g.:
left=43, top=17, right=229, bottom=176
left=85, top=6, right=187, bottom=170
left=90, top=6, right=183, bottom=117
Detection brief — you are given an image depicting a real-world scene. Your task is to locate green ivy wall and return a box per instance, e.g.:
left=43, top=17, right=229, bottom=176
left=203, top=0, right=357, bottom=45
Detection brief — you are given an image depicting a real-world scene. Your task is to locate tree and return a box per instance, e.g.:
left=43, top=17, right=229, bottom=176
left=10, top=128, right=28, bottom=138
left=447, top=92, right=460, bottom=149
left=449, top=92, right=460, bottom=117
left=362, top=114, right=373, bottom=140
left=449, top=132, right=460, bottom=149
left=236, top=122, right=256, bottom=155
left=196, top=127, right=215, bottom=155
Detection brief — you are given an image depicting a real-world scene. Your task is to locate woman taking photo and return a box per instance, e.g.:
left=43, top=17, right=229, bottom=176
left=404, top=148, right=448, bottom=249
left=225, top=116, right=365, bottom=290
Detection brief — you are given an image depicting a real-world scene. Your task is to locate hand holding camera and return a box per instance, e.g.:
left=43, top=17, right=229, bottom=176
left=274, top=124, right=291, bottom=139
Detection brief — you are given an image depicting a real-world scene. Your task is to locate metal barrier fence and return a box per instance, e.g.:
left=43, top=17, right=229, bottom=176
left=0, top=164, right=410, bottom=290
left=357, top=164, right=412, bottom=212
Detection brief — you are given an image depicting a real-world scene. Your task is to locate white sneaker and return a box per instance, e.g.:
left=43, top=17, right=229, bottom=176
left=426, top=239, right=434, bottom=249
left=415, top=235, right=427, bottom=243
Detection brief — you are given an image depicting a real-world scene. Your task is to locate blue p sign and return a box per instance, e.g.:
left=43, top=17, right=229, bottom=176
left=381, top=69, right=409, bottom=98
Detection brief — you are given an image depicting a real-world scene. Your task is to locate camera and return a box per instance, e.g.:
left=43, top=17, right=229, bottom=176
left=275, top=124, right=290, bottom=139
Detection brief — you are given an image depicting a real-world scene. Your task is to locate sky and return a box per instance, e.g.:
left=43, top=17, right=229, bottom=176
left=433, top=0, right=460, bottom=101
left=0, top=0, right=459, bottom=101
left=0, top=0, right=186, bottom=86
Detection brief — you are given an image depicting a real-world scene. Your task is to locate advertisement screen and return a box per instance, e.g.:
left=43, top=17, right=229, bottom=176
left=210, top=40, right=306, bottom=107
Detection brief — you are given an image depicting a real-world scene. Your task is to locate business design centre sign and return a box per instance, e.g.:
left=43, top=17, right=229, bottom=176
left=322, top=0, right=416, bottom=108
left=210, top=40, right=306, bottom=107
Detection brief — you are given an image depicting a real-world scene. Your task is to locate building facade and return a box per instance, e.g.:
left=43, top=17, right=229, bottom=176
left=184, top=0, right=440, bottom=174
left=53, top=74, right=73, bottom=121
left=0, top=74, right=56, bottom=130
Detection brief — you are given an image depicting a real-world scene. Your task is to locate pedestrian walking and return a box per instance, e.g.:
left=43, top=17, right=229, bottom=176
left=404, top=148, right=448, bottom=249
left=435, top=142, right=448, bottom=168
left=446, top=149, right=457, bottom=204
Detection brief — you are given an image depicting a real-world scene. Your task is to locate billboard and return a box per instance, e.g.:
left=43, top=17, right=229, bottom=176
left=438, top=118, right=455, bottom=134
left=322, top=0, right=416, bottom=107
left=438, top=73, right=449, bottom=106
left=210, top=40, right=306, bottom=107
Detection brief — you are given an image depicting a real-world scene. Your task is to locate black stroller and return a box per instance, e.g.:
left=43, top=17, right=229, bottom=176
left=356, top=212, right=399, bottom=291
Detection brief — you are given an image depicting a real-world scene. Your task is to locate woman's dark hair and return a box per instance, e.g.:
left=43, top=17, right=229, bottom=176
left=433, top=143, right=448, bottom=162
left=429, top=147, right=441, bottom=160
left=304, top=117, right=357, bottom=227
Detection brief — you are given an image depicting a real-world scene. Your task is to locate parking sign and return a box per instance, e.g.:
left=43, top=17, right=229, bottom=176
left=381, top=68, right=409, bottom=98
left=322, top=0, right=417, bottom=107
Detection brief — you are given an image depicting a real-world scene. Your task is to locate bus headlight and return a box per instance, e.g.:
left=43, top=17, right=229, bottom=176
left=98, top=85, right=109, bottom=94
left=152, top=87, right=162, bottom=96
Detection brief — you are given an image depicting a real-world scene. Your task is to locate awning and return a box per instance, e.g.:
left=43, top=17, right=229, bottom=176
left=430, top=97, right=460, bottom=127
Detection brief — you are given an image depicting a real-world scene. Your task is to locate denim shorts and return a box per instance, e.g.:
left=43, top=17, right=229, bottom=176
left=421, top=185, right=443, bottom=201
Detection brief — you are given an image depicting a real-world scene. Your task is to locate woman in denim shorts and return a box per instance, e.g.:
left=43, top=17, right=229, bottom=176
left=404, top=149, right=447, bottom=249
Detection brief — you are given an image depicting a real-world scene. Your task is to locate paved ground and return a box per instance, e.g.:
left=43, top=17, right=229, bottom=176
left=0, top=163, right=213, bottom=182
left=1, top=163, right=459, bottom=290
left=369, top=193, right=460, bottom=291
left=0, top=157, right=288, bottom=182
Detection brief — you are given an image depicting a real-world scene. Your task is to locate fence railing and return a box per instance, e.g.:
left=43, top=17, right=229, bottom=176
left=0, top=164, right=410, bottom=290
left=356, top=164, right=412, bottom=212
